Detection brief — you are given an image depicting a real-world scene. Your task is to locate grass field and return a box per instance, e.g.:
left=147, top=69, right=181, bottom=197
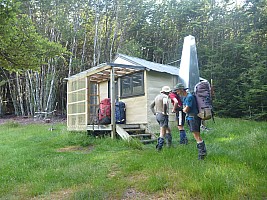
left=0, top=118, right=266, bottom=199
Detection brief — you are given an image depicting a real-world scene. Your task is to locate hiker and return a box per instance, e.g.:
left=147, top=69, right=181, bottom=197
left=175, top=83, right=207, bottom=160
left=169, top=87, right=188, bottom=144
left=150, top=86, right=172, bottom=151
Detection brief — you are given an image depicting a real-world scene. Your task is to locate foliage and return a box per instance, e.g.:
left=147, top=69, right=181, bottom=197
left=0, top=0, right=67, bottom=71
left=0, top=119, right=266, bottom=199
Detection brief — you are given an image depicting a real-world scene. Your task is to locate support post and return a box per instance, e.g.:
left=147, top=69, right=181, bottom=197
left=86, top=77, right=89, bottom=125
left=110, top=67, right=116, bottom=138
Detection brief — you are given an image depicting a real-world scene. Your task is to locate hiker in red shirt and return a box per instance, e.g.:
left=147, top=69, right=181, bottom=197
left=169, top=85, right=188, bottom=144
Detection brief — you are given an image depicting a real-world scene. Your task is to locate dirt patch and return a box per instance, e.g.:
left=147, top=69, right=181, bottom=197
left=31, top=188, right=75, bottom=200
left=57, top=145, right=94, bottom=154
left=127, top=173, right=148, bottom=182
left=122, top=188, right=148, bottom=200
left=122, top=188, right=187, bottom=200
left=107, top=164, right=121, bottom=178
left=0, top=115, right=66, bottom=125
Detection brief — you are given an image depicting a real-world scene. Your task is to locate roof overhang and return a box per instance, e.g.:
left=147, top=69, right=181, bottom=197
left=65, top=63, right=146, bottom=83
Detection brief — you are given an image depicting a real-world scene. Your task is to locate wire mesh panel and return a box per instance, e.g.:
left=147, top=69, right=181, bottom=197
left=67, top=77, right=87, bottom=130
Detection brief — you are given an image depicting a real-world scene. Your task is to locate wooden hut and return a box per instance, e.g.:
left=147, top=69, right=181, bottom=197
left=66, top=54, right=180, bottom=141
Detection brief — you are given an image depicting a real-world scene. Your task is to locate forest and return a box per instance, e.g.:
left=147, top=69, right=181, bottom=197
left=0, top=0, right=266, bottom=120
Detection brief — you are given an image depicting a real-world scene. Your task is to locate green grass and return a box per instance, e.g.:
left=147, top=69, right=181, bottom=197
left=0, top=118, right=266, bottom=199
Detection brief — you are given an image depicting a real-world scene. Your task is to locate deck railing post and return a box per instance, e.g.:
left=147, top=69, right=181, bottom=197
left=110, top=67, right=116, bottom=138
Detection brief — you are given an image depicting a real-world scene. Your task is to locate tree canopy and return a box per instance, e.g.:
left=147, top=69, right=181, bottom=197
left=0, top=0, right=67, bottom=71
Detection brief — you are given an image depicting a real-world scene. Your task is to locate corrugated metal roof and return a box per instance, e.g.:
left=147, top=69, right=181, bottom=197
left=66, top=54, right=180, bottom=81
left=115, top=54, right=179, bottom=76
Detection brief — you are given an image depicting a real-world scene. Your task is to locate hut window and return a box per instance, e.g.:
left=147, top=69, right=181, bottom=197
left=121, top=72, right=144, bottom=98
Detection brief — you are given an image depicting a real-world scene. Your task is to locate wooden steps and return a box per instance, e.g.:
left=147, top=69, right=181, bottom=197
left=130, top=133, right=152, bottom=137
left=116, top=124, right=157, bottom=144
left=88, top=124, right=157, bottom=144
left=140, top=139, right=157, bottom=144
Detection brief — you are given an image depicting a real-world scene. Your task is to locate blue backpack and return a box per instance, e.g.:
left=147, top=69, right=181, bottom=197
left=115, top=101, right=126, bottom=124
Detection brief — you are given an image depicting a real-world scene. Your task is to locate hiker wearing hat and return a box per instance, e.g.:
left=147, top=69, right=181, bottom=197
left=170, top=85, right=188, bottom=144
left=175, top=83, right=207, bottom=160
left=150, top=86, right=172, bottom=151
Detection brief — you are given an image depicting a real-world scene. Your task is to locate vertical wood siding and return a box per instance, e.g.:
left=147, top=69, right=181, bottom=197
left=146, top=71, right=178, bottom=133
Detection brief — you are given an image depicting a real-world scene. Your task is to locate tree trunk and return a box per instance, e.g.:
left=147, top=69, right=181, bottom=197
left=27, top=70, right=37, bottom=114
left=110, top=3, right=120, bottom=61
left=93, top=0, right=100, bottom=66
left=45, top=62, right=56, bottom=112
left=68, top=37, right=76, bottom=77
left=81, top=31, right=87, bottom=71
left=35, top=72, right=41, bottom=112
left=5, top=74, right=19, bottom=115
left=16, top=72, right=25, bottom=116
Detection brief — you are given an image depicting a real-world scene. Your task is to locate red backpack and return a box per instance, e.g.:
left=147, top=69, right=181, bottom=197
left=98, top=98, right=111, bottom=124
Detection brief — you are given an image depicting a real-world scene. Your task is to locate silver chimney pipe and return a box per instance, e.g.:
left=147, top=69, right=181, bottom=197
left=178, top=35, right=200, bottom=93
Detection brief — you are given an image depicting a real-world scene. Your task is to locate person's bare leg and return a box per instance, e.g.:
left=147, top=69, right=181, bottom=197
left=193, top=132, right=202, bottom=142
left=160, top=127, right=166, bottom=138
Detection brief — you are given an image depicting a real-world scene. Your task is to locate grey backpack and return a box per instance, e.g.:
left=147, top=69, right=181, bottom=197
left=194, top=81, right=213, bottom=120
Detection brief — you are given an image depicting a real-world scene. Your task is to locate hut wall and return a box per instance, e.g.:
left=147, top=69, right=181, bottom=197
left=119, top=95, right=147, bottom=124
left=116, top=69, right=147, bottom=124
left=146, top=71, right=178, bottom=134
left=99, top=81, right=109, bottom=100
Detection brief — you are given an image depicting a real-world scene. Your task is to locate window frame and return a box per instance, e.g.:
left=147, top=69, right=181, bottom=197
left=120, top=71, right=145, bottom=98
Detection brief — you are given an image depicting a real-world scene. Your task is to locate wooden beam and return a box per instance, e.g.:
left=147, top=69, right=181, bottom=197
left=110, top=67, right=116, bottom=138
left=106, top=62, right=145, bottom=70
left=87, top=65, right=111, bottom=76
left=86, top=124, right=112, bottom=131
left=86, top=77, right=89, bottom=126
left=87, top=65, right=144, bottom=84
left=116, top=124, right=131, bottom=141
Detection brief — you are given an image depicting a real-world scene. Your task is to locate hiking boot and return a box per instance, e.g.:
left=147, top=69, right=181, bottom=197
left=197, top=141, right=207, bottom=160
left=156, top=137, right=164, bottom=151
left=165, top=133, right=172, bottom=147
left=180, top=130, right=188, bottom=144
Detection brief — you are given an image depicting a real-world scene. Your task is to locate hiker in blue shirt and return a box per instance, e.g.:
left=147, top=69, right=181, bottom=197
left=175, top=83, right=207, bottom=160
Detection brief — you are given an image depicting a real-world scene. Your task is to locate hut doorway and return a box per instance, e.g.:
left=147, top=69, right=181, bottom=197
left=88, top=81, right=99, bottom=124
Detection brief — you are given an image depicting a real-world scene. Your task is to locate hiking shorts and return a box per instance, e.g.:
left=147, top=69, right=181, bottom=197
left=156, top=113, right=169, bottom=128
left=176, top=110, right=186, bottom=126
left=187, top=116, right=201, bottom=132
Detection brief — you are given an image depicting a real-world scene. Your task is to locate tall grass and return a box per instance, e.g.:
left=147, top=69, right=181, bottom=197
left=0, top=118, right=266, bottom=199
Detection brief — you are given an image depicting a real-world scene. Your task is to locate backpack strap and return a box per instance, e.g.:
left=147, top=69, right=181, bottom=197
left=192, top=92, right=199, bottom=113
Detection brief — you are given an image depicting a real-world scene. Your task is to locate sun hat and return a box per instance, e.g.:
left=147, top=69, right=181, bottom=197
left=160, top=86, right=171, bottom=93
